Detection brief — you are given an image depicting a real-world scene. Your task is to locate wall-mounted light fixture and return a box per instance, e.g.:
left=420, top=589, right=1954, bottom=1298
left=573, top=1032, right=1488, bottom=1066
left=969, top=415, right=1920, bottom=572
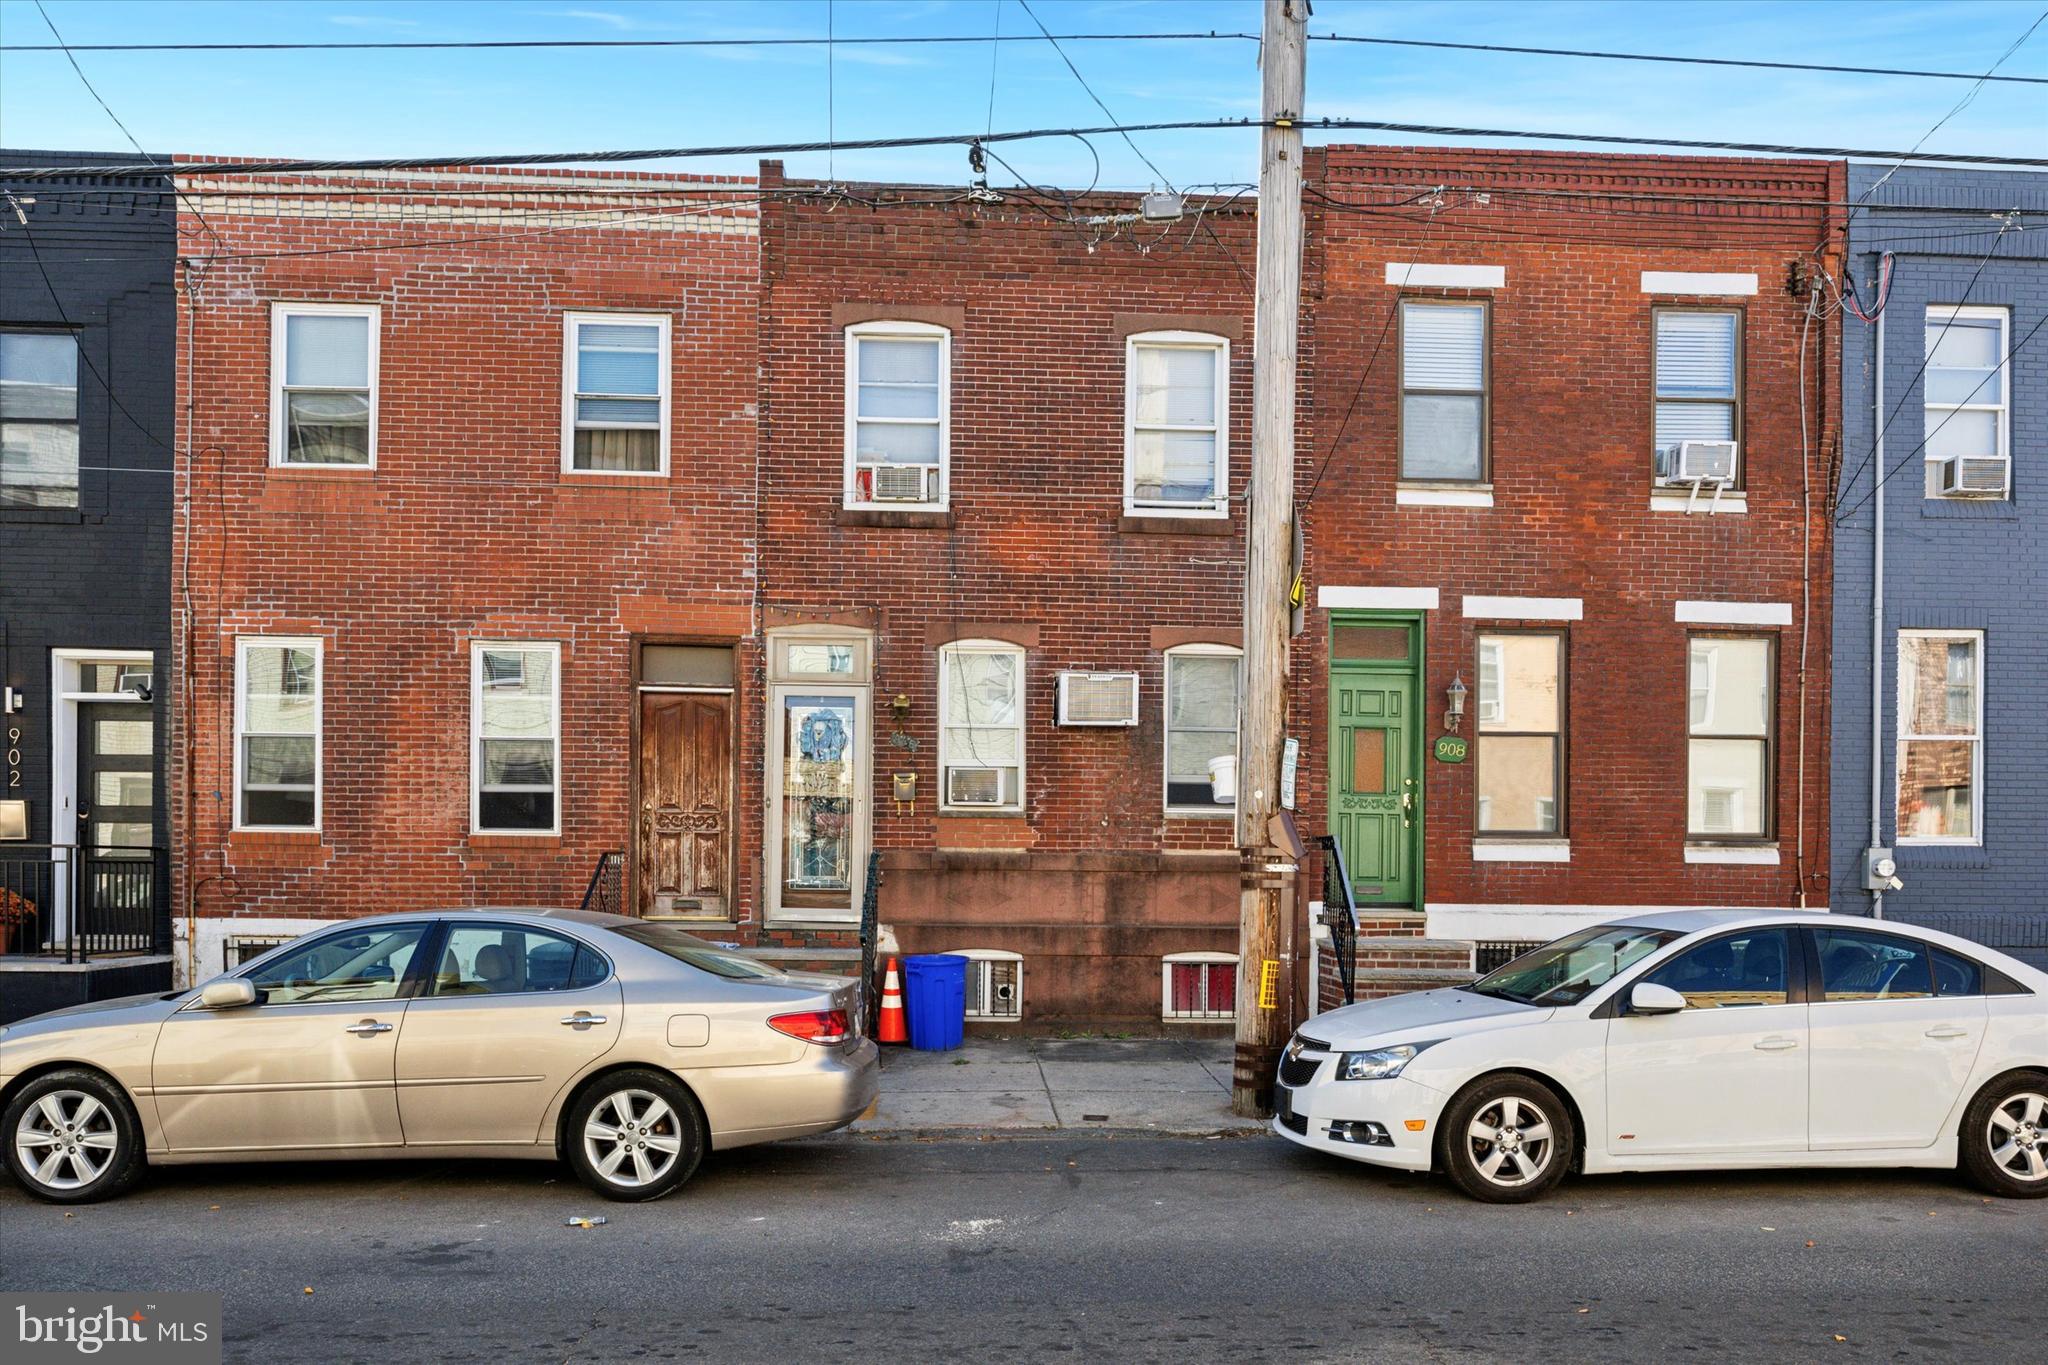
left=1, top=686, right=21, bottom=715
left=1445, top=673, right=1468, bottom=733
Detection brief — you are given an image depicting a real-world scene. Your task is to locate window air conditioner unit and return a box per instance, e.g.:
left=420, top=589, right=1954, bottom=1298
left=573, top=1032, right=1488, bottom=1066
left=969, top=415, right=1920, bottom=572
left=1056, top=671, right=1140, bottom=727
left=1935, top=455, right=2009, bottom=498
left=861, top=463, right=939, bottom=503
left=1657, top=439, right=1739, bottom=485
left=946, top=767, right=1004, bottom=807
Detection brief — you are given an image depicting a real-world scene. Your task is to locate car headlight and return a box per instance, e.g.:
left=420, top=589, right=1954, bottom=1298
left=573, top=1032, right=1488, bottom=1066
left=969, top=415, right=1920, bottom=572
left=1335, top=1044, right=1428, bottom=1080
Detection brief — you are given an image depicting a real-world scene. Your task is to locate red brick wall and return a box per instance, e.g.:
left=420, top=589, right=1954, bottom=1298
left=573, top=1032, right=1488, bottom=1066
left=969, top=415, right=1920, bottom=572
left=172, top=168, right=762, bottom=929
left=755, top=167, right=1258, bottom=1018
left=1295, top=148, right=1842, bottom=929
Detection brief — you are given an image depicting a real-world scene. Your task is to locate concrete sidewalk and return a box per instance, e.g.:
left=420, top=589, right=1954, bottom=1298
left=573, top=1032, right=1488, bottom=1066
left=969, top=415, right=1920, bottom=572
left=849, top=1036, right=1270, bottom=1136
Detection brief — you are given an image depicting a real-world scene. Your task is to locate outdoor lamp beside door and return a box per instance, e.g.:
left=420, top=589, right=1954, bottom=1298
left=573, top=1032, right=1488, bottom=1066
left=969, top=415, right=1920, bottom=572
left=1445, top=673, right=1468, bottom=732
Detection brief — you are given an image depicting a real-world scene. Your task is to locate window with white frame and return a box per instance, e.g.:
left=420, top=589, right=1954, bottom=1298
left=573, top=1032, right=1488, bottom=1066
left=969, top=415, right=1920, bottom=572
left=1126, top=331, right=1228, bottom=514
left=1164, top=646, right=1240, bottom=812
left=1654, top=308, right=1742, bottom=483
left=938, top=640, right=1024, bottom=811
left=1897, top=630, right=1982, bottom=844
left=845, top=321, right=948, bottom=507
left=472, top=642, right=560, bottom=834
left=1686, top=635, right=1773, bottom=839
left=271, top=303, right=376, bottom=467
left=1400, top=300, right=1488, bottom=481
left=948, top=948, right=1023, bottom=1020
left=1475, top=632, right=1564, bottom=836
left=1, top=329, right=80, bottom=509
left=1163, top=952, right=1237, bottom=1021
left=235, top=638, right=321, bottom=830
left=564, top=312, right=669, bottom=474
left=1924, top=306, right=2009, bottom=499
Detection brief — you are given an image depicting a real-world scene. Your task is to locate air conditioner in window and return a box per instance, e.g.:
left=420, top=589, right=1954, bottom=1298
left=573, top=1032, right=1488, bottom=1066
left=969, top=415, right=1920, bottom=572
left=1656, top=439, right=1739, bottom=485
left=1934, top=454, right=2009, bottom=498
left=860, top=463, right=940, bottom=503
left=946, top=767, right=1005, bottom=807
left=1056, top=671, right=1140, bottom=726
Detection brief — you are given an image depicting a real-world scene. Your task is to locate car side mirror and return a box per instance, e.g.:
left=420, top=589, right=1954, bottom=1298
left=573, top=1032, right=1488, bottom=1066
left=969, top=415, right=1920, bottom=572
left=1629, top=982, right=1687, bottom=1016
left=199, top=979, right=260, bottom=1010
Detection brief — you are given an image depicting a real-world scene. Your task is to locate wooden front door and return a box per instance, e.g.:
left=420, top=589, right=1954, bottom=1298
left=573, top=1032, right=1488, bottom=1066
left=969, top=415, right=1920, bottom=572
left=1330, top=666, right=1419, bottom=908
left=638, top=692, right=732, bottom=920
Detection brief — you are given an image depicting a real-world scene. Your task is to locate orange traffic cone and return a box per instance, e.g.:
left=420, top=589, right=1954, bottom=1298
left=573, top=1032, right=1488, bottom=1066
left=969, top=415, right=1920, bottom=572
left=875, top=956, right=908, bottom=1045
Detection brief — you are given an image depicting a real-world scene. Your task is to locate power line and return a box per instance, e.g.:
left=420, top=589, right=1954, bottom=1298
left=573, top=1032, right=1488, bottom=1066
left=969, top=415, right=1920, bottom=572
left=1016, top=0, right=1175, bottom=191
left=11, top=117, right=2048, bottom=182
left=5, top=28, right=2042, bottom=85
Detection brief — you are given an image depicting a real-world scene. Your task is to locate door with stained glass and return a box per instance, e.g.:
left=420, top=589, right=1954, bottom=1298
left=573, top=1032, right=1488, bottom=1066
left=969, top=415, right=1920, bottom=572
left=765, top=631, right=872, bottom=925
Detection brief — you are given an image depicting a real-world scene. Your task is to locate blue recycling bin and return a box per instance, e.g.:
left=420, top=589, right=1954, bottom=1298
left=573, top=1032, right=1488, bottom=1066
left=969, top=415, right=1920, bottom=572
left=901, top=953, right=969, bottom=1051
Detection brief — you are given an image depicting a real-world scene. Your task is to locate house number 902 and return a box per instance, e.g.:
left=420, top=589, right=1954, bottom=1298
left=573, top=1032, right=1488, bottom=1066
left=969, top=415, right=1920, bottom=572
left=6, top=725, right=20, bottom=790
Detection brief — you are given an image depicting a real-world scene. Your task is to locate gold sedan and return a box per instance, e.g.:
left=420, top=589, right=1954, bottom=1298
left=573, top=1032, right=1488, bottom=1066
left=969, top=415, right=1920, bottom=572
left=1, top=909, right=877, bottom=1203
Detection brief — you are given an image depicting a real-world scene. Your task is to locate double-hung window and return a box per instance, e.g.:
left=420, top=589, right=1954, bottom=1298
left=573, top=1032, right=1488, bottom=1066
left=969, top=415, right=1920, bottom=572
left=1686, top=635, right=1773, bottom=839
left=1653, top=308, right=1741, bottom=483
left=1924, top=306, right=2009, bottom=499
left=846, top=321, right=948, bottom=508
left=0, top=329, right=80, bottom=509
left=1475, top=632, right=1564, bottom=835
left=1896, top=630, right=1982, bottom=844
left=1126, top=332, right=1228, bottom=515
left=564, top=312, right=669, bottom=474
left=235, top=638, right=321, bottom=830
left=472, top=642, right=560, bottom=834
left=1399, top=300, right=1487, bottom=481
left=938, top=640, right=1023, bottom=811
left=1164, top=646, right=1241, bottom=812
left=271, top=303, right=376, bottom=467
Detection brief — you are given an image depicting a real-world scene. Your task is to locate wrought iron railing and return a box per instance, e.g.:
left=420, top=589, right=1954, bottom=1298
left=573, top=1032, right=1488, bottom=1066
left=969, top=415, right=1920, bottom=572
left=858, top=850, right=882, bottom=1031
left=0, top=844, right=169, bottom=963
left=1315, top=834, right=1359, bottom=1007
left=579, top=851, right=625, bottom=917
left=1474, top=940, right=1544, bottom=975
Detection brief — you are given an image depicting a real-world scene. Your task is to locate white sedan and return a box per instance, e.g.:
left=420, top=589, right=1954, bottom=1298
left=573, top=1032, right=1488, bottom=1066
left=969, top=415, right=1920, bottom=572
left=1274, top=910, right=2048, bottom=1202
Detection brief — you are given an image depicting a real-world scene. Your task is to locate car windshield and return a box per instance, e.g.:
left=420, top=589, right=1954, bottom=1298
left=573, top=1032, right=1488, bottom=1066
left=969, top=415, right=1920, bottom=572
left=608, top=923, right=787, bottom=980
left=1465, top=925, right=1685, bottom=1007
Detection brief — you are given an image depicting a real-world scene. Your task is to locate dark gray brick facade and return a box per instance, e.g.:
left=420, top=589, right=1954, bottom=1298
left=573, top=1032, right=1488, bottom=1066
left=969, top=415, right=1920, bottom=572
left=1, top=150, right=175, bottom=856
left=1831, top=164, right=2048, bottom=967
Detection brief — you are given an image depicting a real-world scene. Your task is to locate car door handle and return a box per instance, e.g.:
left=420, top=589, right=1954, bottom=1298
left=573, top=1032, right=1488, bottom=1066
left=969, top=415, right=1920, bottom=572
left=344, top=1020, right=393, bottom=1035
left=1925, top=1026, right=1970, bottom=1040
left=560, top=1012, right=608, bottom=1028
left=1754, top=1036, right=1800, bottom=1051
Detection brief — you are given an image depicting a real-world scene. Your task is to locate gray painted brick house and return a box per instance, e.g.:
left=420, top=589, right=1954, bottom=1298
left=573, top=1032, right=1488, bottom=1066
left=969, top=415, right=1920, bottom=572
left=1831, top=163, right=2047, bottom=967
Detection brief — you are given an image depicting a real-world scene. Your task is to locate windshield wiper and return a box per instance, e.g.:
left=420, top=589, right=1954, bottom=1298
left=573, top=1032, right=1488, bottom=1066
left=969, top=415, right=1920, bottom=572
left=1460, top=983, right=1529, bottom=1004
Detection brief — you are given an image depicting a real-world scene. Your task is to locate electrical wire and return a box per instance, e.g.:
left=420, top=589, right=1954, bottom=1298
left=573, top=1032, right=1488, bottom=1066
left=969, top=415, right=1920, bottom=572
left=15, top=117, right=2047, bottom=182
left=1016, top=0, right=1175, bottom=192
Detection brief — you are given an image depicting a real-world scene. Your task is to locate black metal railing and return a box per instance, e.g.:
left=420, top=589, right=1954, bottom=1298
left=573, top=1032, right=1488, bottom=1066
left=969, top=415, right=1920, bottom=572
left=1474, top=940, right=1544, bottom=975
left=1315, top=835, right=1359, bottom=1007
left=579, top=851, right=625, bottom=917
left=858, top=850, right=882, bottom=1032
left=0, top=844, right=170, bottom=963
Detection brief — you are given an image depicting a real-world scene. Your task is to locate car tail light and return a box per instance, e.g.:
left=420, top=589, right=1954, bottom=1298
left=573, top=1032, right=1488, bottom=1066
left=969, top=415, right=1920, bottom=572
left=768, top=1009, right=852, bottom=1045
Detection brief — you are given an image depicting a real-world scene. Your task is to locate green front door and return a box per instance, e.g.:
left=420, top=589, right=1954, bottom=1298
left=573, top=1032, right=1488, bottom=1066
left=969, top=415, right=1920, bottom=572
left=1330, top=653, right=1420, bottom=908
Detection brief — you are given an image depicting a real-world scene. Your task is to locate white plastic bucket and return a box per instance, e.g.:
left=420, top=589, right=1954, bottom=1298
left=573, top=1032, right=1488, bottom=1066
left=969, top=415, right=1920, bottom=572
left=1207, top=754, right=1238, bottom=804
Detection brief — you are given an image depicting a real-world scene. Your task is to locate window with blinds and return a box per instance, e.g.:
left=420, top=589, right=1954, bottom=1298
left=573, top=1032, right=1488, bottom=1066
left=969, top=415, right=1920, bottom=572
left=1654, top=309, right=1741, bottom=479
left=1126, top=331, right=1228, bottom=513
left=846, top=321, right=949, bottom=507
left=566, top=313, right=668, bottom=474
left=273, top=304, right=376, bottom=467
left=1399, top=300, right=1487, bottom=481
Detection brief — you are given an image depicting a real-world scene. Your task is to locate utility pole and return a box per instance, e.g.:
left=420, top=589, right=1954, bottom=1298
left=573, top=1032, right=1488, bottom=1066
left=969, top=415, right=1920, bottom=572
left=1233, top=0, right=1308, bottom=1119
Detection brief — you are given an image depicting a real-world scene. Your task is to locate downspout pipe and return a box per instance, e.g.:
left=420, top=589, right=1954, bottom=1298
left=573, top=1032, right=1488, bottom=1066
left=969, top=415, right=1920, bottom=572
left=1868, top=280, right=1886, bottom=921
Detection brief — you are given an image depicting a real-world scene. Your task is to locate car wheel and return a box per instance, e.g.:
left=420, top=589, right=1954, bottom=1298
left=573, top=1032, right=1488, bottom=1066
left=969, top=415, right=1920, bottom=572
left=1959, top=1071, right=2048, bottom=1199
left=1438, top=1074, right=1575, bottom=1204
left=565, top=1069, right=706, bottom=1203
left=3, top=1069, right=147, bottom=1205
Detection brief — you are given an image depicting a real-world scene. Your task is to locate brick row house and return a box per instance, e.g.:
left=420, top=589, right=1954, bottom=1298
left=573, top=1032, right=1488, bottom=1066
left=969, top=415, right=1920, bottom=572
left=162, top=146, right=1850, bottom=1024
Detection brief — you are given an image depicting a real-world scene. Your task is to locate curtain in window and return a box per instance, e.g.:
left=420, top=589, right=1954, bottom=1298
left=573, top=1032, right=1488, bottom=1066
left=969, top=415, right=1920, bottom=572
left=573, top=322, right=661, bottom=471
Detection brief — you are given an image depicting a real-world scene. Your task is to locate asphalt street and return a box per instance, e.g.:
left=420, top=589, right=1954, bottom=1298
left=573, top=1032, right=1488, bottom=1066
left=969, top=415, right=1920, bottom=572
left=2, top=1132, right=2039, bottom=1363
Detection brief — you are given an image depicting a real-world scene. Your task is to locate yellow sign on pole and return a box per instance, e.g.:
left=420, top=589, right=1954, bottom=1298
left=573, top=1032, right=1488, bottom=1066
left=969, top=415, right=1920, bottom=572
left=1258, top=959, right=1281, bottom=1010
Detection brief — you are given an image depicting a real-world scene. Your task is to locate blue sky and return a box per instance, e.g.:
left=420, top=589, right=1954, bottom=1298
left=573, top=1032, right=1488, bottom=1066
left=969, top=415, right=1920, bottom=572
left=2, top=1, right=2042, bottom=188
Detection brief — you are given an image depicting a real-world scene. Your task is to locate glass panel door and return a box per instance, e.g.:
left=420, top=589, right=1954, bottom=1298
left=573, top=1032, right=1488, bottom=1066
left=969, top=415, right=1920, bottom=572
left=780, top=693, right=859, bottom=913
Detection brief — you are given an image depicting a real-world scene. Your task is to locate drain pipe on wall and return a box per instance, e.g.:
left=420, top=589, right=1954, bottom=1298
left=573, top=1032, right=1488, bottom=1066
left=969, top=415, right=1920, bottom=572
left=1868, top=294, right=1886, bottom=921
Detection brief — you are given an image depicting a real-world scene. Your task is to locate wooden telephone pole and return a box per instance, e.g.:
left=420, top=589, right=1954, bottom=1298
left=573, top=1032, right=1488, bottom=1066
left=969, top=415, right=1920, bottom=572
left=1233, top=0, right=1308, bottom=1118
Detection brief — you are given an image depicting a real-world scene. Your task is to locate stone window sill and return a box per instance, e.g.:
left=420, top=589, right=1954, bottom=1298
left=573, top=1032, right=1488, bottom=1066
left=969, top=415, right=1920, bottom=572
left=267, top=464, right=375, bottom=480
left=1684, top=842, right=1779, bottom=865
left=1120, top=514, right=1233, bottom=536
left=1650, top=489, right=1747, bottom=514
left=1472, top=839, right=1570, bottom=863
left=837, top=507, right=952, bottom=529
left=1397, top=482, right=1493, bottom=508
